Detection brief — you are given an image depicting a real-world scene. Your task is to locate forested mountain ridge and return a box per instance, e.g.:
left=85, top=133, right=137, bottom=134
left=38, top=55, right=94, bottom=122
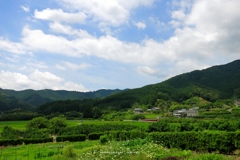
left=1, top=60, right=240, bottom=115
left=0, top=88, right=122, bottom=111
left=37, top=59, right=240, bottom=116
left=91, top=59, right=240, bottom=110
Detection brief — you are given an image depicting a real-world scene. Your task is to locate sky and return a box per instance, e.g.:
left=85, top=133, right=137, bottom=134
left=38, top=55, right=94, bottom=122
left=0, top=0, right=240, bottom=92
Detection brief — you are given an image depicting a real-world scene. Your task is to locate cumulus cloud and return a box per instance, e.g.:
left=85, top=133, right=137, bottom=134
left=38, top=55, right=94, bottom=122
left=34, top=8, right=87, bottom=23
left=49, top=22, right=94, bottom=38
left=2, top=0, right=240, bottom=90
left=0, top=37, right=27, bottom=54
left=135, top=21, right=146, bottom=30
left=0, top=70, right=88, bottom=91
left=12, top=0, right=240, bottom=73
left=57, top=0, right=153, bottom=27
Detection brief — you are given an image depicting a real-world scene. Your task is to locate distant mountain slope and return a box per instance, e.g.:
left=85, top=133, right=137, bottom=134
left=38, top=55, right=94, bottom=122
left=93, top=60, right=240, bottom=110
left=0, top=91, right=32, bottom=112
left=0, top=88, right=122, bottom=108
left=163, top=59, right=240, bottom=98
left=1, top=60, right=240, bottom=112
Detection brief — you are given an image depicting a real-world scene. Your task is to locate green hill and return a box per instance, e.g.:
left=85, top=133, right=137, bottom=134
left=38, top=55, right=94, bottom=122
left=1, top=60, right=240, bottom=115
left=38, top=60, right=240, bottom=116
left=0, top=88, right=122, bottom=110
left=92, top=60, right=240, bottom=110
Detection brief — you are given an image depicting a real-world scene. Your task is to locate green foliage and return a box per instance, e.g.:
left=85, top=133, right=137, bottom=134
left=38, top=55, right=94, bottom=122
left=26, top=117, right=50, bottom=130
left=92, top=107, right=102, bottom=119
left=186, top=153, right=232, bottom=160
left=63, top=145, right=77, bottom=159
left=58, top=124, right=141, bottom=136
left=150, top=131, right=239, bottom=154
left=88, top=132, right=104, bottom=140
left=65, top=111, right=83, bottom=120
left=49, top=116, right=67, bottom=134
left=0, top=109, right=39, bottom=121
left=147, top=120, right=170, bottom=132
left=105, top=130, right=147, bottom=141
left=99, top=135, right=109, bottom=144
left=131, top=114, right=146, bottom=120
left=0, top=137, right=53, bottom=146
left=56, top=134, right=86, bottom=142
left=1, top=126, right=22, bottom=139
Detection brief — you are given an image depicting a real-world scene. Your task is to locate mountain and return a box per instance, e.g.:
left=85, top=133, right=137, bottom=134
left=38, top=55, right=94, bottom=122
left=1, top=60, right=240, bottom=113
left=0, top=91, right=32, bottom=112
left=0, top=88, right=122, bottom=110
left=92, top=60, right=240, bottom=110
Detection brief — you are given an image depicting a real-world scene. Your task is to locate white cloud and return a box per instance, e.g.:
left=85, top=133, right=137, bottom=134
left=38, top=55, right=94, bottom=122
left=56, top=61, right=91, bottom=70
left=57, top=0, right=153, bottom=27
left=0, top=70, right=33, bottom=89
left=34, top=8, right=87, bottom=23
left=137, top=66, right=157, bottom=76
left=0, top=70, right=88, bottom=91
left=18, top=0, right=240, bottom=73
left=49, top=22, right=94, bottom=38
left=21, top=5, right=30, bottom=12
left=171, top=10, right=186, bottom=20
left=2, top=0, right=240, bottom=91
left=0, top=37, right=27, bottom=54
left=135, top=21, right=146, bottom=30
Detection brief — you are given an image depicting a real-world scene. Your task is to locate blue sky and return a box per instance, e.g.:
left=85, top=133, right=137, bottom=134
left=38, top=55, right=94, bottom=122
left=0, top=0, right=240, bottom=91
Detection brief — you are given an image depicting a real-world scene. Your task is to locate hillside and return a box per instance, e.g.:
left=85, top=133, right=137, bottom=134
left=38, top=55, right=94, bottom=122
left=1, top=60, right=240, bottom=115
left=37, top=60, right=240, bottom=117
left=0, top=88, right=122, bottom=111
left=92, top=60, right=240, bottom=110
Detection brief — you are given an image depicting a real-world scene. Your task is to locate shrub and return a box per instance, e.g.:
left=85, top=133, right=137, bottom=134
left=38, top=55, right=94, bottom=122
left=131, top=114, right=146, bottom=120
left=63, top=145, right=77, bottom=159
left=56, top=134, right=86, bottom=142
left=88, top=132, right=104, bottom=140
left=150, top=131, right=238, bottom=154
left=99, top=135, right=109, bottom=144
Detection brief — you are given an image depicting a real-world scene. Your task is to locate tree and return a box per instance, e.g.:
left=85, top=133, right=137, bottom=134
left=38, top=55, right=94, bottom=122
left=1, top=126, right=22, bottom=139
left=26, top=117, right=50, bottom=130
left=92, top=107, right=102, bottom=119
left=49, top=116, right=67, bottom=134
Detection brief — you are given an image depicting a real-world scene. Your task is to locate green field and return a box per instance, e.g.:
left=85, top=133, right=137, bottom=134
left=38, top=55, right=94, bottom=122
left=0, top=121, right=28, bottom=132
left=0, top=140, right=99, bottom=160
left=0, top=139, right=235, bottom=160
left=0, top=120, right=151, bottom=132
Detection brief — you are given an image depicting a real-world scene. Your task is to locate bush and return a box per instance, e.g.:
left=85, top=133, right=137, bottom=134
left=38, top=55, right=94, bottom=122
left=63, top=145, right=77, bottom=159
left=56, top=134, right=86, bottom=142
left=149, top=131, right=238, bottom=154
left=131, top=114, right=146, bottom=120
left=0, top=137, right=53, bottom=146
left=88, top=133, right=104, bottom=140
left=105, top=130, right=147, bottom=141
left=99, top=135, right=109, bottom=144
left=1, top=126, right=23, bottom=139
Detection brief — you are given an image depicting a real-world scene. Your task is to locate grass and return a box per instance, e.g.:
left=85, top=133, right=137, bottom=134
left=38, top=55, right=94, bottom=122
left=0, top=121, right=28, bottom=132
left=0, top=140, right=99, bottom=160
left=0, top=139, right=236, bottom=160
left=0, top=119, right=151, bottom=132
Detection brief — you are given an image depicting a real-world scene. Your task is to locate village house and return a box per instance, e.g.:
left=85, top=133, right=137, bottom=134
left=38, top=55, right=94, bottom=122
left=173, top=109, right=198, bottom=117
left=134, top=108, right=143, bottom=114
left=147, top=107, right=160, bottom=112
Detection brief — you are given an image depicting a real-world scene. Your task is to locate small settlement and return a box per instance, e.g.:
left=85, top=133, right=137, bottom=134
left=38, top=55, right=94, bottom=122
left=134, top=107, right=199, bottom=118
